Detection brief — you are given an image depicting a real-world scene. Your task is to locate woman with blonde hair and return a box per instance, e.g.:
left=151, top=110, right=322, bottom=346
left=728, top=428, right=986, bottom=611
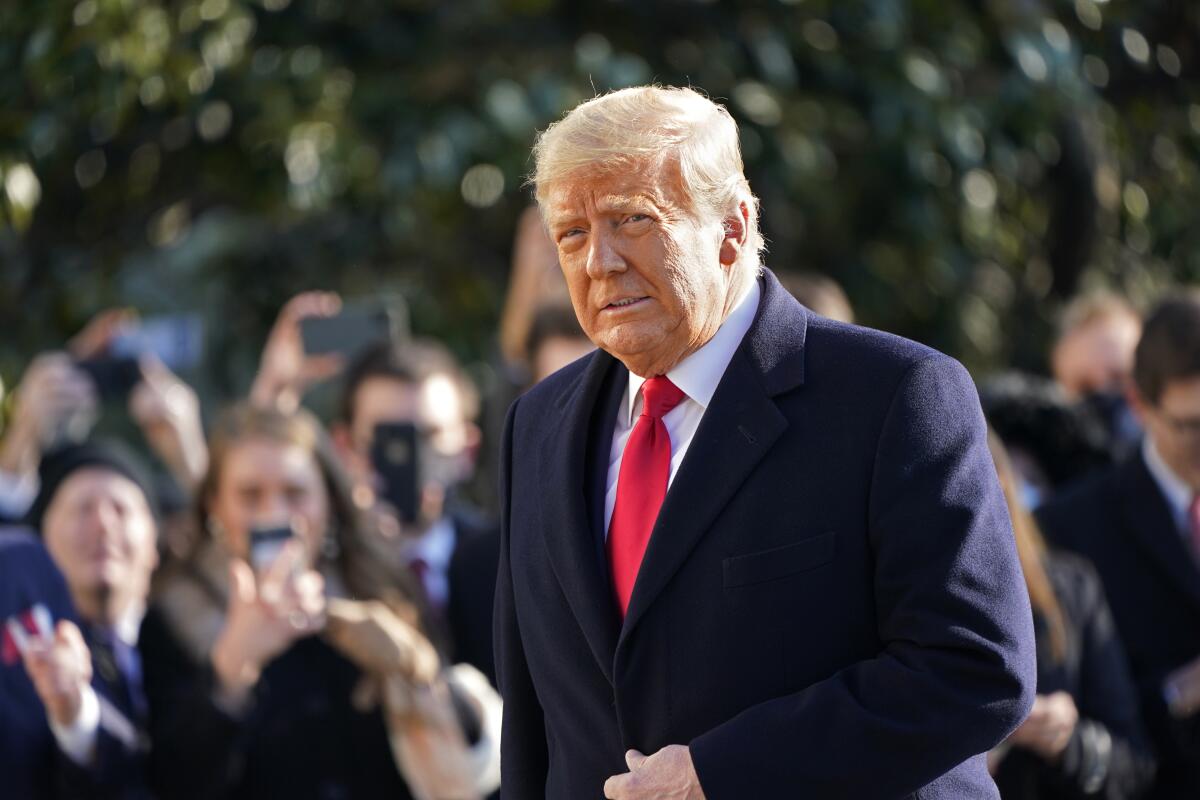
left=988, top=431, right=1154, bottom=798
left=141, top=402, right=500, bottom=800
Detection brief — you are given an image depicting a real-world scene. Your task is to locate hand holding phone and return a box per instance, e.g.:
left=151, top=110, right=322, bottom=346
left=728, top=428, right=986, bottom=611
left=211, top=539, right=326, bottom=696
left=6, top=605, right=94, bottom=727
left=250, top=291, right=344, bottom=412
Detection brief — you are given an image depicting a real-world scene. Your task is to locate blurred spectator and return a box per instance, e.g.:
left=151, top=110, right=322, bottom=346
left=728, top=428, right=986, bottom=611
left=1038, top=289, right=1200, bottom=798
left=776, top=271, right=855, bottom=323
left=526, top=304, right=594, bottom=385
left=151, top=403, right=500, bottom=799
left=0, top=527, right=81, bottom=800
left=14, top=442, right=161, bottom=798
left=1052, top=292, right=1143, bottom=455
left=980, top=372, right=1115, bottom=507
left=1052, top=292, right=1142, bottom=400
left=987, top=433, right=1155, bottom=799
left=497, top=206, right=570, bottom=371
left=330, top=339, right=500, bottom=683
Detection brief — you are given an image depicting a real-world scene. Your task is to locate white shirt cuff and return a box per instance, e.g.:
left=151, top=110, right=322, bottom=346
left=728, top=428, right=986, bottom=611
left=49, top=684, right=100, bottom=766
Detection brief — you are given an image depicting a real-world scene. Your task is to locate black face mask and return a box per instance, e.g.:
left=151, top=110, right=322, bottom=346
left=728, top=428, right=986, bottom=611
left=1081, top=390, right=1142, bottom=450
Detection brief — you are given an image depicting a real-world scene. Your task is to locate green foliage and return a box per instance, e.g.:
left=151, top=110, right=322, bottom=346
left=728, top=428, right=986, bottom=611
left=0, top=0, right=1196, bottom=402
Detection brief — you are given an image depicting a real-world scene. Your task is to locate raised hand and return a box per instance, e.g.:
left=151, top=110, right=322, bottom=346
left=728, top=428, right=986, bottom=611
left=210, top=540, right=325, bottom=698
left=13, top=617, right=94, bottom=728
left=129, top=356, right=208, bottom=491
left=249, top=291, right=343, bottom=413
left=0, top=353, right=97, bottom=475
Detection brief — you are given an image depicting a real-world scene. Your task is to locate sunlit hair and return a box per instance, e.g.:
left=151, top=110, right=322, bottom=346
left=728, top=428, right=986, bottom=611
left=531, top=85, right=764, bottom=286
left=1055, top=290, right=1140, bottom=342
left=987, top=430, right=1068, bottom=663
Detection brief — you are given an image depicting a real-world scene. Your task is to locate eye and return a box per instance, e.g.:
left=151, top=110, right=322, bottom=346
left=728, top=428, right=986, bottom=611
left=558, top=227, right=585, bottom=241
left=626, top=214, right=650, bottom=223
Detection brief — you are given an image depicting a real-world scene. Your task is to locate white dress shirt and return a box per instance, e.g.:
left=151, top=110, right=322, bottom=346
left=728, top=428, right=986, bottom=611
left=1143, top=437, right=1193, bottom=539
left=604, top=280, right=761, bottom=536
left=403, top=516, right=457, bottom=609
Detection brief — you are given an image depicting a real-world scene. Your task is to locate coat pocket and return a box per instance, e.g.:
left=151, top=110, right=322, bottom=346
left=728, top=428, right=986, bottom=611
left=722, top=531, right=837, bottom=588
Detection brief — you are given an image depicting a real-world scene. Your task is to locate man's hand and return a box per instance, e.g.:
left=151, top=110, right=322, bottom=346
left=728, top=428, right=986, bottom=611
left=1008, top=691, right=1078, bottom=761
left=14, top=618, right=93, bottom=728
left=603, top=745, right=706, bottom=800
left=1165, top=653, right=1200, bottom=717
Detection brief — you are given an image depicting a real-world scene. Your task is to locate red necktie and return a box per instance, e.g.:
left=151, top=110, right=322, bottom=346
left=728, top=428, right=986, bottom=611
left=607, top=376, right=686, bottom=617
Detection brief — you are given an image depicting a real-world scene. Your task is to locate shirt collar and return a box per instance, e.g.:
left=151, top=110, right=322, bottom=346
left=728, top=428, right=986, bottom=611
left=622, top=279, right=761, bottom=425
left=113, top=602, right=145, bottom=648
left=406, top=516, right=457, bottom=571
left=1143, top=436, right=1193, bottom=533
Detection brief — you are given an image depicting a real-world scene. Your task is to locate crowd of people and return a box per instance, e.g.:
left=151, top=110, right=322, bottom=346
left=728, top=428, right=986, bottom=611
left=0, top=198, right=1198, bottom=800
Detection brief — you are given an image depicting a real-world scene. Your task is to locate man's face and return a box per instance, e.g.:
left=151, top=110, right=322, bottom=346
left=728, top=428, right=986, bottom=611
left=1135, top=375, right=1200, bottom=491
left=344, top=374, right=474, bottom=524
left=544, top=162, right=742, bottom=378
left=1052, top=314, right=1142, bottom=398
left=42, top=468, right=158, bottom=616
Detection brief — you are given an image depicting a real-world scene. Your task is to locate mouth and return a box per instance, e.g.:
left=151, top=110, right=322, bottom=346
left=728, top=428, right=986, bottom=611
left=602, top=296, right=650, bottom=312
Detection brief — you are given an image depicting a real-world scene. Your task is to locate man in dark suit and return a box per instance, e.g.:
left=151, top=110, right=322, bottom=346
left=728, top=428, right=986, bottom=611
left=1038, top=290, right=1200, bottom=799
left=494, top=85, right=1036, bottom=799
left=16, top=442, right=162, bottom=799
left=330, top=338, right=500, bottom=682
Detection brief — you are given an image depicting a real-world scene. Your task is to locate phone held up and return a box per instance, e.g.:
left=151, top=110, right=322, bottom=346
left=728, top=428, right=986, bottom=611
left=370, top=422, right=420, bottom=526
left=248, top=523, right=296, bottom=575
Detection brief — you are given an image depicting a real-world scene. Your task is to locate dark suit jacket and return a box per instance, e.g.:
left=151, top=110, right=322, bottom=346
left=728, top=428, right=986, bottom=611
left=1038, top=451, right=1200, bottom=799
left=0, top=529, right=78, bottom=800
left=494, top=270, right=1037, bottom=799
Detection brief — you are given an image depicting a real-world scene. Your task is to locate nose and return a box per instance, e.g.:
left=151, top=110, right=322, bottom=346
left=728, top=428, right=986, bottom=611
left=89, top=500, right=123, bottom=546
left=585, top=227, right=626, bottom=280
left=260, top=491, right=290, bottom=526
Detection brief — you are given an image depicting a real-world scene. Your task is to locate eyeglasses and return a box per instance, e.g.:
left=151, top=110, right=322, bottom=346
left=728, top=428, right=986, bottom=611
left=1155, top=408, right=1200, bottom=438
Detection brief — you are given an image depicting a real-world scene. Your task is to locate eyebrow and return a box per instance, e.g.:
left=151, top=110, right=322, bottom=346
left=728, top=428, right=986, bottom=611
left=546, top=194, right=658, bottom=228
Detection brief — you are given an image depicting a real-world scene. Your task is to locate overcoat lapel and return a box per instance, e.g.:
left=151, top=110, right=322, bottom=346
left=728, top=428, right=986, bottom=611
left=1120, top=455, right=1200, bottom=611
left=621, top=271, right=809, bottom=642
left=538, top=351, right=622, bottom=684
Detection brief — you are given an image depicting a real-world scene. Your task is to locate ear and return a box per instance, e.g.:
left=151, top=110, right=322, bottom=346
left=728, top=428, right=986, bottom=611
left=719, top=200, right=750, bottom=268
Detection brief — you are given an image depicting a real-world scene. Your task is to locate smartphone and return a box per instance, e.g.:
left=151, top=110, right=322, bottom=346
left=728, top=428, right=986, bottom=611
left=109, top=313, right=205, bottom=373
left=370, top=422, right=420, bottom=525
left=300, top=306, right=395, bottom=359
left=248, top=524, right=294, bottom=574
left=76, top=356, right=143, bottom=402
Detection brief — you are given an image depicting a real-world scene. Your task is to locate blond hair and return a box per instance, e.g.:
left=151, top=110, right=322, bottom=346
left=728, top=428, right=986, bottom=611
left=531, top=86, right=764, bottom=283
